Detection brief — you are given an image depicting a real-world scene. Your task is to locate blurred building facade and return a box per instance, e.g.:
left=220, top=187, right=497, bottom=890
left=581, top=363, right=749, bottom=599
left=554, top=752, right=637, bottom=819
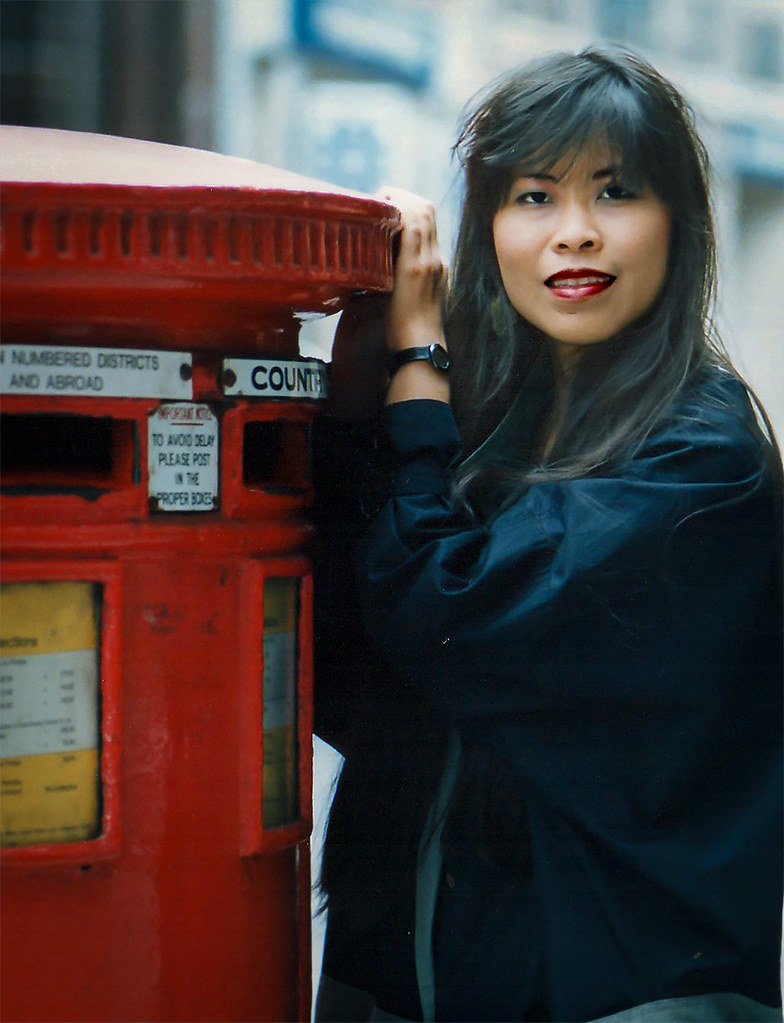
left=2, top=0, right=782, bottom=425
left=0, top=1, right=215, bottom=147
left=213, top=0, right=784, bottom=432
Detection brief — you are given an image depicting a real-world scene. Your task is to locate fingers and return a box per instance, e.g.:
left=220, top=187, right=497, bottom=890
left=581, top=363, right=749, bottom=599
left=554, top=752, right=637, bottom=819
left=379, top=187, right=445, bottom=283
left=376, top=186, right=447, bottom=350
left=431, top=259, right=449, bottom=300
left=378, top=186, right=439, bottom=256
left=377, top=186, right=437, bottom=223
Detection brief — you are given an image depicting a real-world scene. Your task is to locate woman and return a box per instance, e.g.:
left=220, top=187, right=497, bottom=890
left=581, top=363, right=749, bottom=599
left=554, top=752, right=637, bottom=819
left=312, top=47, right=783, bottom=1023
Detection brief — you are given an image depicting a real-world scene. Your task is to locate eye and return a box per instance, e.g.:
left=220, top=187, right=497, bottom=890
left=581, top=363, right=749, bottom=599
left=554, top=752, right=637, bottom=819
left=514, top=190, right=551, bottom=206
left=599, top=181, right=638, bottom=200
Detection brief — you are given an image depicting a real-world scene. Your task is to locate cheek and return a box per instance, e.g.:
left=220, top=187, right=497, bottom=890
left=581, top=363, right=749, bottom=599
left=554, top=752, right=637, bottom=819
left=493, top=218, right=535, bottom=294
left=492, top=219, right=510, bottom=280
left=637, top=212, right=671, bottom=295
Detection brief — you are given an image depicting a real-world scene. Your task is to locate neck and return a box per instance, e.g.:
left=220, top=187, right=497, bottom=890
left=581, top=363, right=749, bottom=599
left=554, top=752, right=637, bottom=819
left=538, top=340, right=579, bottom=461
left=552, top=339, right=583, bottom=376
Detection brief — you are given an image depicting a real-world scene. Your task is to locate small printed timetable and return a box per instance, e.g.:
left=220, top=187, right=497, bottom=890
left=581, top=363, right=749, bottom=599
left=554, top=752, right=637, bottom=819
left=0, top=581, right=101, bottom=847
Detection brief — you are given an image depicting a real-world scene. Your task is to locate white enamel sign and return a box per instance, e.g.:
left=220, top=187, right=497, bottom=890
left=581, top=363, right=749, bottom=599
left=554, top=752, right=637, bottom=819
left=1, top=345, right=193, bottom=399
left=148, top=403, right=219, bottom=512
left=222, top=358, right=328, bottom=400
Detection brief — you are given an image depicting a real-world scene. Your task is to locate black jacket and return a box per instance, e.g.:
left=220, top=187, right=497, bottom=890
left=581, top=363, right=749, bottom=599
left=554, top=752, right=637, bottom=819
left=313, top=367, right=783, bottom=1022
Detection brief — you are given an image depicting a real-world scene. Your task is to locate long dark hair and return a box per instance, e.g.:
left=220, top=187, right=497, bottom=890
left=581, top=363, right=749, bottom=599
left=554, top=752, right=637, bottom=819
left=447, top=46, right=725, bottom=498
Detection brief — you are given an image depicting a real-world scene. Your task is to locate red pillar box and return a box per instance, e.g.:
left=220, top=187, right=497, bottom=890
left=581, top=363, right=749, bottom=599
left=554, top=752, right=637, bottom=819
left=0, top=126, right=398, bottom=1023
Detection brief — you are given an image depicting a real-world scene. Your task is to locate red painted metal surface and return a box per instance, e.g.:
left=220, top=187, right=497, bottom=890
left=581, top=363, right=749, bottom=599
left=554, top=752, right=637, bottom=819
left=0, top=128, right=398, bottom=1022
left=0, top=126, right=399, bottom=349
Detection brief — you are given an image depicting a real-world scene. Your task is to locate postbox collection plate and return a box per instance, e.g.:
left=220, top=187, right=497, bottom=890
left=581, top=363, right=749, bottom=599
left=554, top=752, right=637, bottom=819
left=0, top=580, right=101, bottom=848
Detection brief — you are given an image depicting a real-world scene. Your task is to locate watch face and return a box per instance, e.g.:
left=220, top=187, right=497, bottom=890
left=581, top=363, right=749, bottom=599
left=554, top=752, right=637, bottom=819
left=430, top=344, right=450, bottom=371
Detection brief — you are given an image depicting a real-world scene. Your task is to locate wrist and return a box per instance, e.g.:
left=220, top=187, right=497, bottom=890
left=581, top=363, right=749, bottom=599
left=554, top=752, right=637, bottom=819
left=388, top=342, right=450, bottom=377
left=385, top=360, right=450, bottom=406
left=386, top=319, right=446, bottom=352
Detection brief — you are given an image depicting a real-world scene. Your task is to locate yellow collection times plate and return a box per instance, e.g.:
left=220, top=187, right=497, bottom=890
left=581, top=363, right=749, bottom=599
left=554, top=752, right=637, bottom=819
left=1, top=581, right=101, bottom=847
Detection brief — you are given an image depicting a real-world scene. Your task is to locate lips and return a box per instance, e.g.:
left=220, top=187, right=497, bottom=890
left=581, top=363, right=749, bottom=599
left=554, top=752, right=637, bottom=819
left=545, top=269, right=616, bottom=299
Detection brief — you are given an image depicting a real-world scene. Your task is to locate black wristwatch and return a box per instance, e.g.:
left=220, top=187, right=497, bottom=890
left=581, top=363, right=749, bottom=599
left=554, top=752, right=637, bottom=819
left=388, top=343, right=450, bottom=376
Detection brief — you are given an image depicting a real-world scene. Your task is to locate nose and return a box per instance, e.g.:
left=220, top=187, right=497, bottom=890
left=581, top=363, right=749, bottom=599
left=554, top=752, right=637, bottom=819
left=552, top=200, right=601, bottom=252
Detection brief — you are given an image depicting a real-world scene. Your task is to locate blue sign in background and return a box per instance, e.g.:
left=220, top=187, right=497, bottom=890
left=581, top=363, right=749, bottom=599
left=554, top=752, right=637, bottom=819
left=293, top=0, right=433, bottom=88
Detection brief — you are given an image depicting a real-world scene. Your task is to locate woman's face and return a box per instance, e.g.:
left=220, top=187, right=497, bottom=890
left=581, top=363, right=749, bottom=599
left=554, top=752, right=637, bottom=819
left=492, top=145, right=671, bottom=364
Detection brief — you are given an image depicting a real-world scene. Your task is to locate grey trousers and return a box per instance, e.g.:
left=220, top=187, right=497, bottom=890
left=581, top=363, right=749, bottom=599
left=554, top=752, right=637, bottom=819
left=314, top=977, right=783, bottom=1023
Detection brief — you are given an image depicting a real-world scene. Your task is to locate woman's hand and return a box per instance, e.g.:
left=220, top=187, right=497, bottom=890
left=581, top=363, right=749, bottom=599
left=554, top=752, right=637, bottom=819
left=327, top=187, right=450, bottom=418
left=378, top=187, right=450, bottom=406
left=379, top=187, right=448, bottom=352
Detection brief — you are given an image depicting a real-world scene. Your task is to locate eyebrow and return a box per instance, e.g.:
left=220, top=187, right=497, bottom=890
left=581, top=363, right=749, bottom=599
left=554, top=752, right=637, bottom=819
left=516, top=165, right=621, bottom=183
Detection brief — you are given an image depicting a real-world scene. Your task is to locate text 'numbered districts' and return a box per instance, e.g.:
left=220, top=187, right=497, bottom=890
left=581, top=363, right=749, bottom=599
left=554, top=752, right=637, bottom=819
left=1, top=344, right=193, bottom=399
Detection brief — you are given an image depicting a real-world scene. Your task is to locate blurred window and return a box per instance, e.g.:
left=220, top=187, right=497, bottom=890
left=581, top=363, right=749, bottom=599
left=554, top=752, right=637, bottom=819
left=503, top=0, right=570, bottom=20
left=740, top=17, right=783, bottom=81
left=596, top=0, right=651, bottom=46
left=0, top=0, right=205, bottom=146
left=0, top=0, right=101, bottom=131
left=656, top=0, right=720, bottom=63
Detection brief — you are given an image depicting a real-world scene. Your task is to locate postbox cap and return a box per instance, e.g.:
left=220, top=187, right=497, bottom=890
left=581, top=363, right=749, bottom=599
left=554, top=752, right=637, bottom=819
left=0, top=126, right=400, bottom=350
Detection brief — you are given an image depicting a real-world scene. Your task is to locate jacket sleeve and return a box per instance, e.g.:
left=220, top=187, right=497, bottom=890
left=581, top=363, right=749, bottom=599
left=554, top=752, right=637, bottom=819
left=353, top=393, right=780, bottom=739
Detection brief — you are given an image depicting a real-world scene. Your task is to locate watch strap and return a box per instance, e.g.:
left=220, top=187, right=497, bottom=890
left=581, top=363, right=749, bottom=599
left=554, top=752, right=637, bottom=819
left=388, top=343, right=450, bottom=375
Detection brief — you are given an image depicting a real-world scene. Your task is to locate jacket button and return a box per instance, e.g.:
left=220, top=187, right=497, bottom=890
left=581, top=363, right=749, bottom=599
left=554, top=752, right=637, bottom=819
left=445, top=873, right=456, bottom=890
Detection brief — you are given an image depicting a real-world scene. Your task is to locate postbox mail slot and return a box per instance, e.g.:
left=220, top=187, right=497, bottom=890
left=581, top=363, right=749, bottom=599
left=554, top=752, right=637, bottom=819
left=1, top=412, right=138, bottom=494
left=243, top=420, right=310, bottom=495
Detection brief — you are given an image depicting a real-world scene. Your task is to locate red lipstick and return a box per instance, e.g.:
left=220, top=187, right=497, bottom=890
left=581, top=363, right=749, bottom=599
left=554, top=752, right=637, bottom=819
left=545, top=268, right=615, bottom=299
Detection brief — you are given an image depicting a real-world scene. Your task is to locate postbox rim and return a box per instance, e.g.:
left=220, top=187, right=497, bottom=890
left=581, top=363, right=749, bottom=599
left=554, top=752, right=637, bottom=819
left=0, top=130, right=401, bottom=350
